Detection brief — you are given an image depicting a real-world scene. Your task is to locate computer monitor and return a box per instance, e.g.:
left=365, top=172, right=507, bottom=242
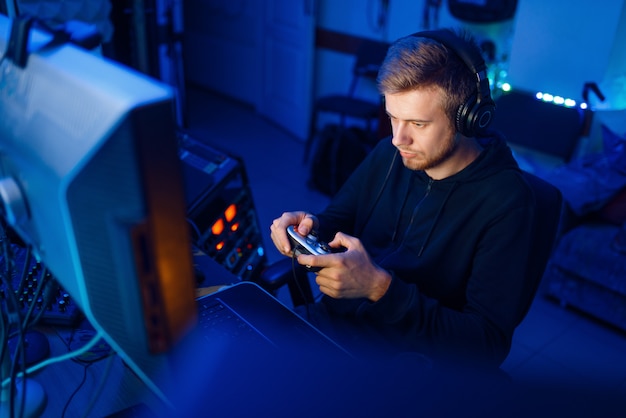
left=0, top=14, right=197, bottom=402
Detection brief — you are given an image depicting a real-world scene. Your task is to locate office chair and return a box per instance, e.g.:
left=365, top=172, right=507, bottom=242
left=303, top=38, right=389, bottom=162
left=513, top=171, right=564, bottom=325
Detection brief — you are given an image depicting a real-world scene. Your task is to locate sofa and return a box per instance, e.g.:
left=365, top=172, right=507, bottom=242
left=539, top=123, right=626, bottom=333
left=544, top=218, right=626, bottom=332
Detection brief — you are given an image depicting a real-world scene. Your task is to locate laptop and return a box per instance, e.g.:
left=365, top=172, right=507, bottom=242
left=200, top=282, right=348, bottom=350
left=191, top=250, right=350, bottom=358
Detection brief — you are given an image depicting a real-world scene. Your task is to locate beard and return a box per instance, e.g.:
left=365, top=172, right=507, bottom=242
left=400, top=133, right=460, bottom=171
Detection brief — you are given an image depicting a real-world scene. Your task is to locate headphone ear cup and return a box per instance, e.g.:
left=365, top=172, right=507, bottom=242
left=456, top=94, right=496, bottom=137
left=455, top=94, right=476, bottom=137
left=469, top=99, right=496, bottom=136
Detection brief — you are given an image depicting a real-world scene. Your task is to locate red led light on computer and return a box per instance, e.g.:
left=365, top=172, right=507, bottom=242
left=211, top=218, right=224, bottom=235
left=225, top=204, right=237, bottom=222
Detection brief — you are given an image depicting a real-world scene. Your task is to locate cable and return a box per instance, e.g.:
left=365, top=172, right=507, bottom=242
left=60, top=349, right=115, bottom=418
left=1, top=330, right=105, bottom=388
left=9, top=323, right=26, bottom=418
left=0, top=252, right=11, bottom=376
left=79, top=352, right=115, bottom=418
left=0, top=222, right=26, bottom=418
left=20, top=265, right=49, bottom=329
left=21, top=269, right=54, bottom=328
left=60, top=360, right=93, bottom=418
left=13, top=245, right=31, bottom=298
left=291, top=253, right=311, bottom=321
left=0, top=236, right=53, bottom=418
left=0, top=274, right=9, bottom=417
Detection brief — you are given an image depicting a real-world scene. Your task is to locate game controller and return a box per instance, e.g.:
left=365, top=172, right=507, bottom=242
left=286, top=225, right=332, bottom=271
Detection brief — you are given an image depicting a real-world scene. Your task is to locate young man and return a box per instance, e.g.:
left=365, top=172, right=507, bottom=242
left=270, top=29, right=536, bottom=369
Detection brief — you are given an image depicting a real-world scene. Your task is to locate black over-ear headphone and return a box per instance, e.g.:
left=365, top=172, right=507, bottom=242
left=410, top=30, right=496, bottom=137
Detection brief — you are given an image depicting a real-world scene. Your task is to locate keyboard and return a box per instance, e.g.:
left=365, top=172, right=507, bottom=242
left=197, top=297, right=274, bottom=347
left=192, top=282, right=351, bottom=359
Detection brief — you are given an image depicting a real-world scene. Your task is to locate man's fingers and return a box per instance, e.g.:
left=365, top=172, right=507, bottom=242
left=328, top=231, right=356, bottom=251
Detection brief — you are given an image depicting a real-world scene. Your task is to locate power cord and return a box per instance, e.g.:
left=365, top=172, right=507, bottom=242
left=59, top=339, right=115, bottom=418
left=60, top=360, right=93, bottom=418
left=78, top=351, right=115, bottom=418
left=0, top=223, right=27, bottom=418
left=1, top=329, right=105, bottom=388
left=52, top=326, right=115, bottom=418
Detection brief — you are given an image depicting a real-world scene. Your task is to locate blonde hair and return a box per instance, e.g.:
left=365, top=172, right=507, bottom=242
left=377, top=30, right=481, bottom=130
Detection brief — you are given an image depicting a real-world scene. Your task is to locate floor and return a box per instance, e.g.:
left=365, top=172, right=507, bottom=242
left=183, top=85, right=626, bottom=416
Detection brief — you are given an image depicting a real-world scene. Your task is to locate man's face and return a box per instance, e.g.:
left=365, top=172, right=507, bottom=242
left=385, top=87, right=459, bottom=173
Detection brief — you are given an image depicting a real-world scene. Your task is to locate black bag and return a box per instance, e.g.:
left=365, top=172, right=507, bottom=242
left=308, top=124, right=373, bottom=196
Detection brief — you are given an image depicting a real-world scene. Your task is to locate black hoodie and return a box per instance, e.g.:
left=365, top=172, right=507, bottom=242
left=315, top=132, right=536, bottom=367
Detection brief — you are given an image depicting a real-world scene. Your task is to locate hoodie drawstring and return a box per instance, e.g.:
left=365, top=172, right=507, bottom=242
left=417, top=181, right=458, bottom=257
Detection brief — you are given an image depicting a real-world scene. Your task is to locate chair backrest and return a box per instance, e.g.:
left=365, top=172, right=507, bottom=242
left=515, top=171, right=564, bottom=325
left=347, top=39, right=389, bottom=96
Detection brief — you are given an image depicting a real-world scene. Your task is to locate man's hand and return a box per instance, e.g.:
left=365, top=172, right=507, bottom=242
left=269, top=211, right=318, bottom=257
left=298, top=232, right=391, bottom=302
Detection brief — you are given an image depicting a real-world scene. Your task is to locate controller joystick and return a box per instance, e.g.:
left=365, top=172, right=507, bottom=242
left=286, top=225, right=332, bottom=272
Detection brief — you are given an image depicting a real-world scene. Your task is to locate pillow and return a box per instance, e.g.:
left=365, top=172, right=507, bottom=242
left=541, top=124, right=626, bottom=217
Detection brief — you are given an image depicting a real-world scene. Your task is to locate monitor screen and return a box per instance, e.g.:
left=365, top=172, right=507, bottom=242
left=0, top=14, right=197, bottom=401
